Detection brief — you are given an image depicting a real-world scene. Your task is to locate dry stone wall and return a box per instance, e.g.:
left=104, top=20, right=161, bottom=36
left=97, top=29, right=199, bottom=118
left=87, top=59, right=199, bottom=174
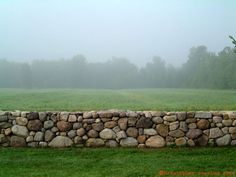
left=1, top=110, right=236, bottom=148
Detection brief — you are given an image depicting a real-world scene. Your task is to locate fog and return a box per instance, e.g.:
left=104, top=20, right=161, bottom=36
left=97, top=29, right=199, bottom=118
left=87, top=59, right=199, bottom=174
left=1, top=0, right=235, bottom=66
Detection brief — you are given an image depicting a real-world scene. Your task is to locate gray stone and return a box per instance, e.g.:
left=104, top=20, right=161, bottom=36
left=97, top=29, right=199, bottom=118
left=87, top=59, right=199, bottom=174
left=28, top=142, right=38, bottom=147
left=0, top=134, right=7, bottom=143
left=229, top=127, right=236, bottom=134
left=127, top=117, right=137, bottom=127
left=39, top=142, right=48, bottom=147
left=105, top=140, right=118, bottom=147
left=68, top=130, right=77, bottom=138
left=195, top=112, right=212, bottom=119
left=177, top=112, right=187, bottom=121
left=34, top=132, right=44, bottom=141
left=231, top=140, right=236, bottom=146
left=68, top=115, right=77, bottom=122
left=222, top=120, right=232, bottom=126
left=99, top=128, right=116, bottom=139
left=39, top=112, right=47, bottom=121
left=213, top=116, right=222, bottom=123
left=60, top=112, right=69, bottom=121
left=188, top=123, right=197, bottom=129
left=44, top=120, right=54, bottom=129
left=26, top=135, right=34, bottom=142
left=146, top=135, right=165, bottom=148
left=0, top=122, right=12, bottom=129
left=44, top=130, right=55, bottom=142
left=116, top=131, right=127, bottom=140
left=228, top=112, right=236, bottom=119
left=0, top=114, right=8, bottom=122
left=163, top=115, right=177, bottom=122
left=120, top=137, right=138, bottom=147
left=150, top=111, right=165, bottom=117
left=222, top=127, right=229, bottom=134
left=16, top=117, right=28, bottom=126
left=49, top=136, right=73, bottom=147
left=152, top=117, right=163, bottom=124
left=216, top=134, right=231, bottom=146
left=92, top=122, right=104, bottom=131
left=179, top=121, right=188, bottom=132
left=11, top=125, right=28, bottom=137
left=169, top=130, right=184, bottom=138
left=86, top=138, right=104, bottom=147
left=169, top=121, right=179, bottom=131
left=144, top=128, right=157, bottom=135
left=209, top=128, right=223, bottom=139
left=11, top=111, right=21, bottom=117
left=73, top=123, right=82, bottom=130
left=83, top=112, right=93, bottom=119
left=127, top=111, right=138, bottom=118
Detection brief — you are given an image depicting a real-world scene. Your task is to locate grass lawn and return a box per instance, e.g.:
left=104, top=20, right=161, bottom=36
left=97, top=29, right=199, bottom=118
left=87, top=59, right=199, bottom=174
left=0, top=88, right=236, bottom=111
left=0, top=147, right=235, bottom=177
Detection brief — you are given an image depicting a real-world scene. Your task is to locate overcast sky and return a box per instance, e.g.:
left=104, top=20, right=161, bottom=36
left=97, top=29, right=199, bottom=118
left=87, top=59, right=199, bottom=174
left=0, top=0, right=235, bottom=66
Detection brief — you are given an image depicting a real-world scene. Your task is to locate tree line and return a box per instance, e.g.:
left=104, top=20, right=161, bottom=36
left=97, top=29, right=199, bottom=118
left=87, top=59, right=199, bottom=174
left=0, top=46, right=236, bottom=89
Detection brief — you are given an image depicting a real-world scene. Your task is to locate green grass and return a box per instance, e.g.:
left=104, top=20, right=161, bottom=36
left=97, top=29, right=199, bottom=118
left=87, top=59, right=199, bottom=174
left=0, top=147, right=235, bottom=177
left=0, top=88, right=236, bottom=111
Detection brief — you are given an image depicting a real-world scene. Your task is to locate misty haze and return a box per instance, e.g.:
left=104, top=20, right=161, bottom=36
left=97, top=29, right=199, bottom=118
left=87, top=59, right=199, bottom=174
left=1, top=0, right=236, bottom=89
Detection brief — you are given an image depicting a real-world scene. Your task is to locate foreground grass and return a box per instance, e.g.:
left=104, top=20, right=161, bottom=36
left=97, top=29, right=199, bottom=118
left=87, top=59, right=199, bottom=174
left=0, top=88, right=236, bottom=111
left=0, top=147, right=235, bottom=177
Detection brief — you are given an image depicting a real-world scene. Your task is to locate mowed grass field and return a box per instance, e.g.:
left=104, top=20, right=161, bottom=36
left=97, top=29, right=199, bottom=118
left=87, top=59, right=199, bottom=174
left=0, top=88, right=236, bottom=111
left=0, top=147, right=235, bottom=177
left=1, top=88, right=236, bottom=177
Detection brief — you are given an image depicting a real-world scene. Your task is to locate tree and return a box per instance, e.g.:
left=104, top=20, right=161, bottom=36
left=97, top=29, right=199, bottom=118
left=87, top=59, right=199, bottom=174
left=229, top=35, right=236, bottom=53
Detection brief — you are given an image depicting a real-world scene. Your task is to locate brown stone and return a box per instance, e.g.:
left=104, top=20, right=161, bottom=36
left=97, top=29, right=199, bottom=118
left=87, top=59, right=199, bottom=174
left=146, top=135, right=165, bottom=148
left=10, top=136, right=26, bottom=147
left=57, top=121, right=72, bottom=132
left=104, top=121, right=117, bottom=128
left=136, top=117, right=153, bottom=128
left=137, top=135, right=146, bottom=144
left=156, top=124, right=169, bottom=137
left=87, top=129, right=98, bottom=138
left=98, top=111, right=113, bottom=118
left=77, top=128, right=86, bottom=137
left=197, top=135, right=208, bottom=146
left=186, top=129, right=202, bottom=139
left=92, top=122, right=104, bottom=132
left=126, top=127, right=138, bottom=137
left=26, top=112, right=39, bottom=120
left=175, top=137, right=187, bottom=146
left=27, top=120, right=42, bottom=131
left=118, top=118, right=128, bottom=130
left=197, top=119, right=210, bottom=130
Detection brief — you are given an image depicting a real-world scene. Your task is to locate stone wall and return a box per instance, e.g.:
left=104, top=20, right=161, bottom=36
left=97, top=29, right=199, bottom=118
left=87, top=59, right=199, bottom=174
left=0, top=110, right=236, bottom=148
